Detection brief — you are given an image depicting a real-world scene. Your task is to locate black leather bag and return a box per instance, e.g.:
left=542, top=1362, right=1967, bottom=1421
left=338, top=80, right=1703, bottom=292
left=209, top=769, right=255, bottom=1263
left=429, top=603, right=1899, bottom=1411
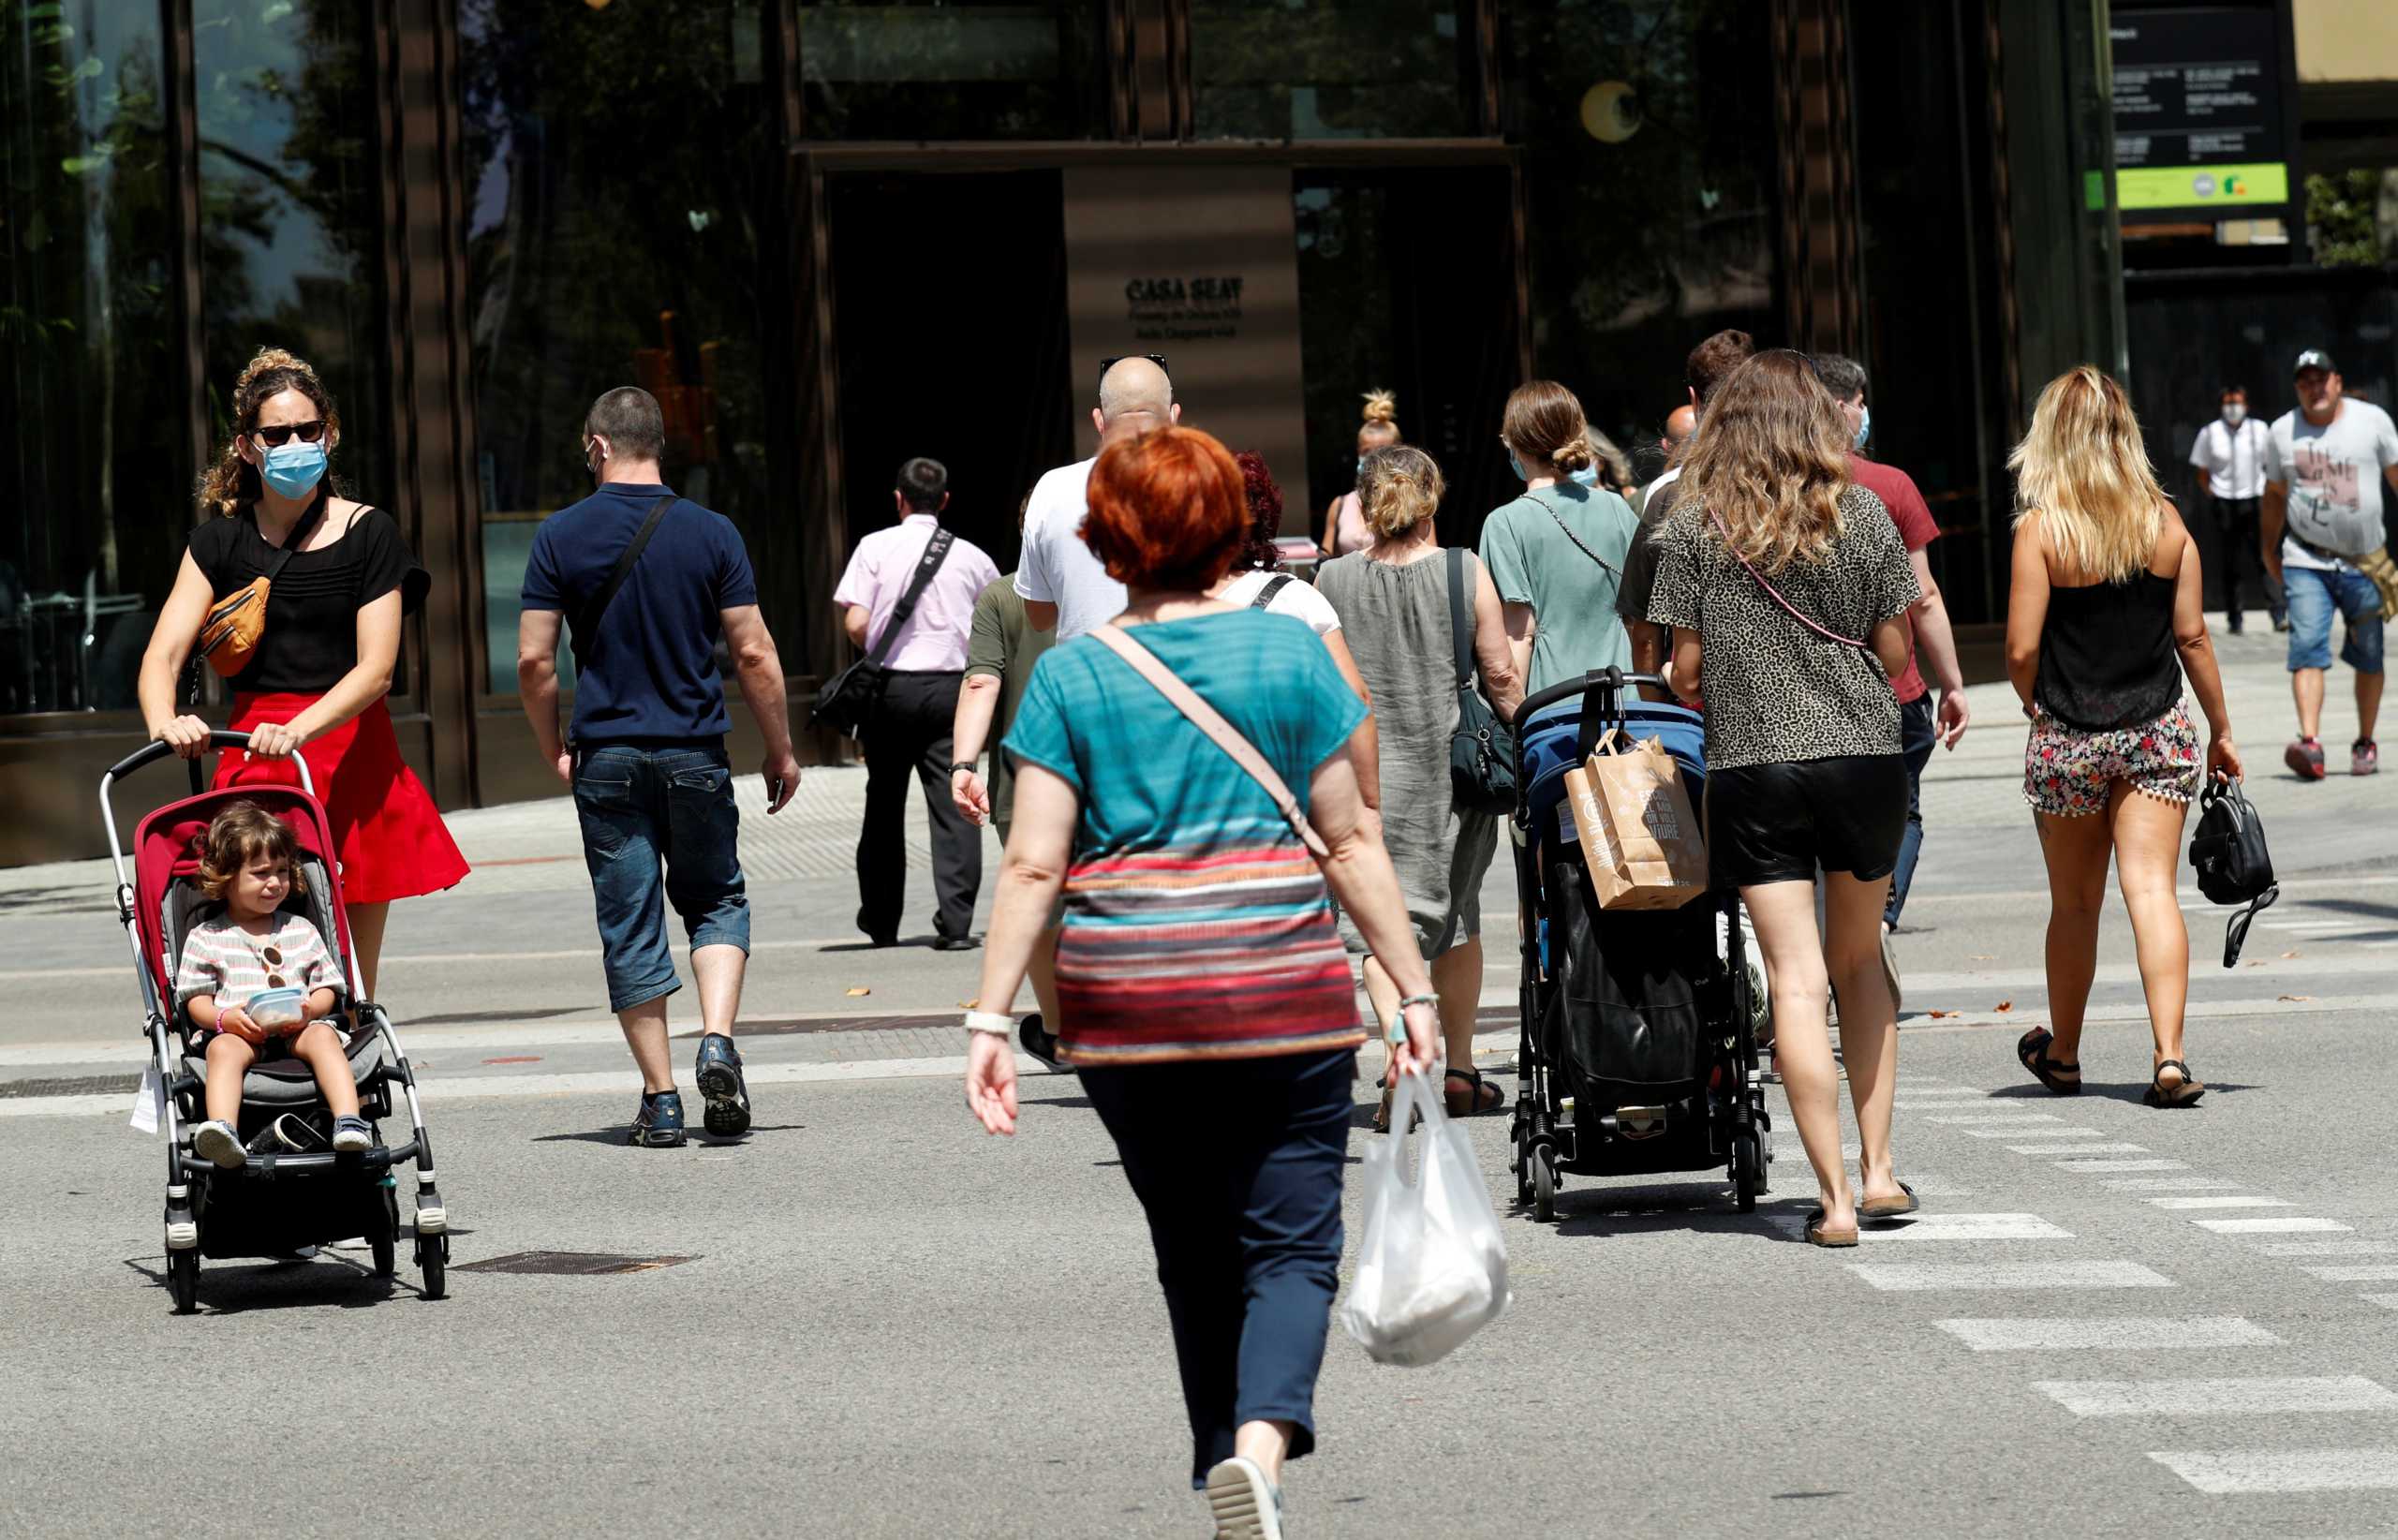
left=811, top=528, right=955, bottom=739
left=2187, top=777, right=2279, bottom=967
left=1445, top=547, right=1516, bottom=815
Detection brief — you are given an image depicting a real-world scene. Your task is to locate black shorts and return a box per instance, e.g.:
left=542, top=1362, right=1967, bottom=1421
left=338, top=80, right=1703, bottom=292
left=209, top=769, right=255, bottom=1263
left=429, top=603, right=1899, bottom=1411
left=1704, top=754, right=1908, bottom=889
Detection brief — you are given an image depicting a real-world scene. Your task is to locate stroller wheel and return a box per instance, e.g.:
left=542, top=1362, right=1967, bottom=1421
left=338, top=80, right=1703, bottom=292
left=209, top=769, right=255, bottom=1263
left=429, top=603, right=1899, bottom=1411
left=167, top=1247, right=200, bottom=1315
left=372, top=1187, right=399, bottom=1279
left=1733, top=1129, right=1765, bottom=1213
left=1532, top=1147, right=1557, bottom=1222
left=416, top=1231, right=449, bottom=1301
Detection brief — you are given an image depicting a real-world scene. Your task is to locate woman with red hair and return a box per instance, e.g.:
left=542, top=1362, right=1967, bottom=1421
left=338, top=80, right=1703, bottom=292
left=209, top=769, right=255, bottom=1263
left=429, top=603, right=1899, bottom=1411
left=963, top=425, right=1437, bottom=1538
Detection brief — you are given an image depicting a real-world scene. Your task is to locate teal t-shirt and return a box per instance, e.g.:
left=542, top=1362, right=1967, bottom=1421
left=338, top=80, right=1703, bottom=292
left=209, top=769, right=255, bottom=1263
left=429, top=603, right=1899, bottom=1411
left=1477, top=482, right=1639, bottom=695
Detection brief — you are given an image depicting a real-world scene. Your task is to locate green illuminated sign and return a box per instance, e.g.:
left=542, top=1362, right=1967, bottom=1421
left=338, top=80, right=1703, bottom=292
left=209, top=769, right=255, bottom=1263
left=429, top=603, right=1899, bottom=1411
left=2116, top=162, right=2288, bottom=213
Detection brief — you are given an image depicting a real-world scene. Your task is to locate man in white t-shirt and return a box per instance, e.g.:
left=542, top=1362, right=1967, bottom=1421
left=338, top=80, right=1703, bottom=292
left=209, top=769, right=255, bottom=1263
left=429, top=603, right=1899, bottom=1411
left=1016, top=355, right=1178, bottom=640
left=2188, top=383, right=2280, bottom=634
left=2261, top=349, right=2398, bottom=779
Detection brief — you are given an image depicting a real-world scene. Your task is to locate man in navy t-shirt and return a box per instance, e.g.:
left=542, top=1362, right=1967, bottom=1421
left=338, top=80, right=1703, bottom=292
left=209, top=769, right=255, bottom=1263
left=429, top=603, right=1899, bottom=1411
left=517, top=386, right=801, bottom=1148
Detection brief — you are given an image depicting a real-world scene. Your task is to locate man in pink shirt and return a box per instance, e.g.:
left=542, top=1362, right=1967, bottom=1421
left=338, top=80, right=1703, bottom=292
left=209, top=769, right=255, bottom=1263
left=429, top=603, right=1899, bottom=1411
left=834, top=458, right=1001, bottom=948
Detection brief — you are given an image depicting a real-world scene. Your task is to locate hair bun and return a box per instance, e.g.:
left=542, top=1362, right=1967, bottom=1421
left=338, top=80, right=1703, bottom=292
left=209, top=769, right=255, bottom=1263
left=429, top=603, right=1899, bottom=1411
left=1360, top=389, right=1398, bottom=426
left=1550, top=437, right=1594, bottom=473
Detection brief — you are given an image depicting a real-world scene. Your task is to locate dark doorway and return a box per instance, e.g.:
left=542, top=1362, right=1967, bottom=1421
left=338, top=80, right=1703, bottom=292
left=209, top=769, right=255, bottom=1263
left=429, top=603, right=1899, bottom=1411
left=826, top=170, right=1075, bottom=575
left=1294, top=165, right=1520, bottom=555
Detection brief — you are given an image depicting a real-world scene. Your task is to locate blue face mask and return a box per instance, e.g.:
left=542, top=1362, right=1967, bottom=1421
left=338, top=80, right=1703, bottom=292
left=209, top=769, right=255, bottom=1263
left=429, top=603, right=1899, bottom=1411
left=1507, top=450, right=1529, bottom=481
left=1853, top=405, right=1873, bottom=451
left=1569, top=465, right=1600, bottom=487
left=260, top=439, right=328, bottom=500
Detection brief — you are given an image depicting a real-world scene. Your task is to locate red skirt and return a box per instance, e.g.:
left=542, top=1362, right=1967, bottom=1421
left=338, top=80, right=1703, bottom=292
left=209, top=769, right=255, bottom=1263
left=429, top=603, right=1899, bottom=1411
left=214, top=694, right=471, bottom=905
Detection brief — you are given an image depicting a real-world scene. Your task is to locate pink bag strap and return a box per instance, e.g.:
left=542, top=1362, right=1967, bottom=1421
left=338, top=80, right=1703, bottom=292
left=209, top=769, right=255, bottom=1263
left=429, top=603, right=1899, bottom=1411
left=1703, top=503, right=1866, bottom=648
left=1088, top=623, right=1330, bottom=859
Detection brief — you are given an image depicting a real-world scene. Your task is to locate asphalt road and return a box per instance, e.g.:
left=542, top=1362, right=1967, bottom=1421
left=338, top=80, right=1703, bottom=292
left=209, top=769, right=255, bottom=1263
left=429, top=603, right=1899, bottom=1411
left=6, top=625, right=2398, bottom=1537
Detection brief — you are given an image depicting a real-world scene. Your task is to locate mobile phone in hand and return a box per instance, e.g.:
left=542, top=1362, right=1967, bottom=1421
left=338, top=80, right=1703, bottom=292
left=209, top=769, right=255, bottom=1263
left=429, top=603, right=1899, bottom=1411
left=767, top=777, right=786, bottom=811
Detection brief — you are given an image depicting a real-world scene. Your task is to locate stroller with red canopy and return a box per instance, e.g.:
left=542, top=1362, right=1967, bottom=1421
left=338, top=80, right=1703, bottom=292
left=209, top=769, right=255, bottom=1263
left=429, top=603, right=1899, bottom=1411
left=102, top=730, right=448, bottom=1310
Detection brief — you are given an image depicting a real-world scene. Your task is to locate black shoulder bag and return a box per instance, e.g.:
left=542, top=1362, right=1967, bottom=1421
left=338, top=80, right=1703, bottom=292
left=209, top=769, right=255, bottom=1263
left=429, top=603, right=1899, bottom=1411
left=811, top=528, right=955, bottom=739
left=1249, top=573, right=1295, bottom=609
left=2187, top=777, right=2279, bottom=968
left=1447, top=546, right=1516, bottom=814
left=569, top=496, right=674, bottom=670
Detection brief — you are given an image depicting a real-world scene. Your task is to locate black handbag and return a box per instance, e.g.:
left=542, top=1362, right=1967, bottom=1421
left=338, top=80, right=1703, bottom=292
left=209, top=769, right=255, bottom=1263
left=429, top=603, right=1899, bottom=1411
left=1445, top=546, right=1516, bottom=815
left=2187, top=777, right=2279, bottom=967
left=811, top=527, right=955, bottom=739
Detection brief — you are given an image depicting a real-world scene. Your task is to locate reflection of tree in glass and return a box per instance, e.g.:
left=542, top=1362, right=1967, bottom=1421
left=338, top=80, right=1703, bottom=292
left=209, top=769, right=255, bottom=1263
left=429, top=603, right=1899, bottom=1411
left=458, top=0, right=775, bottom=550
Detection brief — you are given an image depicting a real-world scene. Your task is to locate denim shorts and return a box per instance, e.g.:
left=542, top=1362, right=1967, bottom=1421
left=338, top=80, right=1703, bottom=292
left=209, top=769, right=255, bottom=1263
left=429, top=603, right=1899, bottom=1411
left=573, top=744, right=749, bottom=1012
left=2284, top=563, right=2385, bottom=674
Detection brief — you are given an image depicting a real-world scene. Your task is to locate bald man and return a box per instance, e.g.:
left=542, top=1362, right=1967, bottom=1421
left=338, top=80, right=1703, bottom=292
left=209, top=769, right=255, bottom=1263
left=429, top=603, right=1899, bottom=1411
left=1017, top=355, right=1180, bottom=639
left=1632, top=403, right=1696, bottom=516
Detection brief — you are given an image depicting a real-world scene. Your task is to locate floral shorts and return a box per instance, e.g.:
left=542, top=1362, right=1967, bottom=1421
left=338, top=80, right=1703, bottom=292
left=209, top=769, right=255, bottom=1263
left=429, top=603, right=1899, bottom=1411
left=2023, top=701, right=2201, bottom=818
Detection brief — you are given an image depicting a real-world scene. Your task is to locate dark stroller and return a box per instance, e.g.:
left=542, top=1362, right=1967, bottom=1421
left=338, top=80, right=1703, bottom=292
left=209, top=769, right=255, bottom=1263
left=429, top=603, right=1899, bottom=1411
left=102, top=731, right=450, bottom=1310
left=1506, top=670, right=1773, bottom=1220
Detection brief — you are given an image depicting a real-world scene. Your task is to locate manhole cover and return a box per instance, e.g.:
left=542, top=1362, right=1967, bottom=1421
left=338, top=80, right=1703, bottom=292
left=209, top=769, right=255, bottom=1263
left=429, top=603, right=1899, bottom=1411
left=453, top=1251, right=696, bottom=1276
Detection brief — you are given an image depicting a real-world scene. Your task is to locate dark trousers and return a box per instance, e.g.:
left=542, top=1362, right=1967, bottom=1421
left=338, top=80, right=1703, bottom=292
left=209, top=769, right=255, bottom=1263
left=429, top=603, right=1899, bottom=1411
left=1080, top=1048, right=1356, bottom=1488
left=2209, top=494, right=2284, bottom=629
left=1885, top=694, right=1937, bottom=928
left=856, top=670, right=980, bottom=941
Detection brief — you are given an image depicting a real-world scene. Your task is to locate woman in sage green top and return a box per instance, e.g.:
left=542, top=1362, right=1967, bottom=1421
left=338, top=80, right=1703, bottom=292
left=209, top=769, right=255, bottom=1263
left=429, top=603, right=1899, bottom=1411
left=1477, top=379, right=1640, bottom=695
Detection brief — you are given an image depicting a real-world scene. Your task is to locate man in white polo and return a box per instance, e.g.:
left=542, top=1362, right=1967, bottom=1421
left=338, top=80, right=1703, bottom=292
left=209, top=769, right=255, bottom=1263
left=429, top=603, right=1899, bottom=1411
left=1016, top=354, right=1178, bottom=640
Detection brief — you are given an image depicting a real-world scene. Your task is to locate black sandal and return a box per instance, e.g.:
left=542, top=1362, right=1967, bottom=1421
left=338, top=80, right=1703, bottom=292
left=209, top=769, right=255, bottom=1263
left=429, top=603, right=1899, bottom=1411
left=2016, top=1027, right=2082, bottom=1095
left=1444, top=1066, right=1505, bottom=1118
left=2145, top=1059, right=2206, bottom=1108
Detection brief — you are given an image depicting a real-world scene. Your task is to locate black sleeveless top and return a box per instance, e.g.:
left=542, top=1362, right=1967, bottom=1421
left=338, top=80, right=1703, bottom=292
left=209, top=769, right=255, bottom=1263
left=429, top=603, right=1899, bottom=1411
left=188, top=504, right=429, bottom=694
left=2035, top=570, right=2182, bottom=731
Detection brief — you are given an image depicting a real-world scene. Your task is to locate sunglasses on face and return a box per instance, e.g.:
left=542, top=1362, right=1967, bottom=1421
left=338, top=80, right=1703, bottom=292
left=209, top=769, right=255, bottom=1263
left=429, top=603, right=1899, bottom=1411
left=1098, top=353, right=1170, bottom=391
left=250, top=420, right=328, bottom=448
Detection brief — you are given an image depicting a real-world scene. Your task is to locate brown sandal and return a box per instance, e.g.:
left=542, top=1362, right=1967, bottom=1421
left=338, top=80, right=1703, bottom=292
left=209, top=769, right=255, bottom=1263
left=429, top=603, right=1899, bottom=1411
left=1804, top=1208, right=1859, bottom=1247
left=1444, top=1066, right=1505, bottom=1118
left=1860, top=1182, right=1919, bottom=1221
left=2145, top=1060, right=2206, bottom=1108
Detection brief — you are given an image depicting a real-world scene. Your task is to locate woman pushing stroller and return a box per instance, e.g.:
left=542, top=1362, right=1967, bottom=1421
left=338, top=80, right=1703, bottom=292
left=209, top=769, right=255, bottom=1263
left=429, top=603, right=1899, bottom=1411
left=177, top=801, right=369, bottom=1167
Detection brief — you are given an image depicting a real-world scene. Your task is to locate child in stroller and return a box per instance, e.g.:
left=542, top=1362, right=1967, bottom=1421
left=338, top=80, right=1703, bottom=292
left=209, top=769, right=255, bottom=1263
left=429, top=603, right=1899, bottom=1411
left=173, top=801, right=370, bottom=1166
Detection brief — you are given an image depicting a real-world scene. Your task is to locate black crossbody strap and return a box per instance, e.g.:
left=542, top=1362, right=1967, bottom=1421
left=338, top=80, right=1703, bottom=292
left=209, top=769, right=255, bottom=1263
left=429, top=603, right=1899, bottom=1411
left=572, top=496, right=674, bottom=665
left=1251, top=573, right=1295, bottom=610
left=1528, top=493, right=1621, bottom=578
left=866, top=527, right=955, bottom=664
left=1446, top=546, right=1475, bottom=691
left=259, top=490, right=329, bottom=585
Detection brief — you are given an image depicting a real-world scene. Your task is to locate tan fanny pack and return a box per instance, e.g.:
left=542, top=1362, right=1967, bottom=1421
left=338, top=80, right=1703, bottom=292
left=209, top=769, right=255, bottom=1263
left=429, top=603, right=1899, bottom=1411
left=2354, top=545, right=2398, bottom=621
left=195, top=501, right=322, bottom=677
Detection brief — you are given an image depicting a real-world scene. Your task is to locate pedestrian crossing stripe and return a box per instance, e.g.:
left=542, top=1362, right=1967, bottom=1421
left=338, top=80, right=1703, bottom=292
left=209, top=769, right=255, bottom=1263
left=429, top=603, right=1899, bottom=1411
left=1933, top=1317, right=2277, bottom=1352
left=1963, top=1125, right=2104, bottom=1139
left=2148, top=1448, right=2398, bottom=1494
left=2055, top=1159, right=2188, bottom=1172
left=1777, top=1213, right=2071, bottom=1243
left=2013, top=1143, right=2151, bottom=1155
left=2196, top=1216, right=2353, bottom=1234
left=1850, top=1260, right=2174, bottom=1292
left=1925, top=1113, right=2066, bottom=1125
left=2038, top=1377, right=2398, bottom=1417
left=2105, top=1177, right=2243, bottom=1191
left=2300, top=1265, right=2398, bottom=1281
left=2259, top=1240, right=2398, bottom=1256
left=2144, top=1195, right=2293, bottom=1209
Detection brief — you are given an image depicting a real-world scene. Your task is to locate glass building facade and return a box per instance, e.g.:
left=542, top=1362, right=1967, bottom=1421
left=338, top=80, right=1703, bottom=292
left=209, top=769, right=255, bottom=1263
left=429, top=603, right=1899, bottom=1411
left=1, top=0, right=2121, bottom=863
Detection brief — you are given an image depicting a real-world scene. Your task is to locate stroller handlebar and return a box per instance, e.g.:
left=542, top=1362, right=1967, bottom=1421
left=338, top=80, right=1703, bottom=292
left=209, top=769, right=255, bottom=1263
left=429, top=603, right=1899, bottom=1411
left=1514, top=670, right=1677, bottom=729
left=102, top=730, right=261, bottom=785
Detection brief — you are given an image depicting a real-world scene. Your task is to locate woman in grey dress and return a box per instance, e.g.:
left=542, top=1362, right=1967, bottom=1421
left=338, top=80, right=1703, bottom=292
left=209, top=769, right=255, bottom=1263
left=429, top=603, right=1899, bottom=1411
left=1318, top=446, right=1523, bottom=1122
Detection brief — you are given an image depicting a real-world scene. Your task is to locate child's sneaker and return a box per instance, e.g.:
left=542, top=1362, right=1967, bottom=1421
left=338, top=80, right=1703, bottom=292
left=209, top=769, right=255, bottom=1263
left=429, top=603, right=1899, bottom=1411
left=1204, top=1457, right=1284, bottom=1540
left=630, top=1089, right=686, bottom=1148
left=2356, top=739, right=2380, bottom=777
left=192, top=1119, right=246, bottom=1169
left=331, top=1116, right=373, bottom=1152
left=2286, top=736, right=2327, bottom=780
left=692, top=1034, right=751, bottom=1137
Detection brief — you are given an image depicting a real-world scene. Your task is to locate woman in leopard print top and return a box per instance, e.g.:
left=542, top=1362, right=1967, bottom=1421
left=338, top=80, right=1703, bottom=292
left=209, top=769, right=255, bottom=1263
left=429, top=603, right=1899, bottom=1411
left=1646, top=348, right=1920, bottom=1247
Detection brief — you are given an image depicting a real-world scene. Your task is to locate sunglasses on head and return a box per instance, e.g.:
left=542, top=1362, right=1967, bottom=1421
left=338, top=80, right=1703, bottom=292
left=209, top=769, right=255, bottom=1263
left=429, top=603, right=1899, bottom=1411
left=250, top=420, right=328, bottom=448
left=1098, top=353, right=1170, bottom=391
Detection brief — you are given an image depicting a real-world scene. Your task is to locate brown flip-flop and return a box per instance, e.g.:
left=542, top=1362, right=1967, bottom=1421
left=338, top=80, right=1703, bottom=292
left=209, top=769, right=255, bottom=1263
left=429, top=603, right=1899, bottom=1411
left=1860, top=1182, right=1919, bottom=1222
left=1804, top=1208, right=1859, bottom=1247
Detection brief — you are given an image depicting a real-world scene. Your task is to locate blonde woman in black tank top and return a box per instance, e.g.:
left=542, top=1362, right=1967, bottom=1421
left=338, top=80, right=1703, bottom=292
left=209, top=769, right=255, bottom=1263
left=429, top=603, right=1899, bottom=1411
left=2005, top=367, right=2243, bottom=1109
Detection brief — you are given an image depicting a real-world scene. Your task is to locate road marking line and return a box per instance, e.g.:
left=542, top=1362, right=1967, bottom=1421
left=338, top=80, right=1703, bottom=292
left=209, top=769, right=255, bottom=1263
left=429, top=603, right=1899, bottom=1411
left=2301, top=1266, right=2398, bottom=1282
left=2145, top=1196, right=2295, bottom=1210
left=2105, top=1178, right=2243, bottom=1192
left=1964, top=1126, right=2106, bottom=1139
left=2366, top=1296, right=2398, bottom=1311
left=2258, top=1241, right=2398, bottom=1257
left=2056, top=1159, right=2189, bottom=1172
left=2036, top=1377, right=2398, bottom=1417
left=1894, top=1099, right=2016, bottom=1109
left=1925, top=1113, right=2066, bottom=1125
left=2013, top=1143, right=2152, bottom=1155
left=1849, top=1260, right=2175, bottom=1293
left=2195, top=1217, right=2353, bottom=1234
left=1776, top=1213, right=2071, bottom=1242
left=1934, top=1317, right=2278, bottom=1352
left=2147, top=1449, right=2398, bottom=1494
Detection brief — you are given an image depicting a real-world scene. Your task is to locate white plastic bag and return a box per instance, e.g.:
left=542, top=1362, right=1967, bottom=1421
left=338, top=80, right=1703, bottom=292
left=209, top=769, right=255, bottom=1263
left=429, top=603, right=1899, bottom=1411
left=1340, top=1070, right=1510, bottom=1366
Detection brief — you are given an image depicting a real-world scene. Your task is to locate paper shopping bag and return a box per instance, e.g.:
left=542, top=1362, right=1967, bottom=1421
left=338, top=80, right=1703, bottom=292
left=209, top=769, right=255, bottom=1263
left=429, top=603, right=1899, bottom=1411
left=1561, top=733, right=1708, bottom=911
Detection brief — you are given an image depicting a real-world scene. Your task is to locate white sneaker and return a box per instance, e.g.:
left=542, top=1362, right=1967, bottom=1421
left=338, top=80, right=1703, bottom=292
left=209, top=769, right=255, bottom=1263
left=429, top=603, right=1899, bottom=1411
left=331, top=1116, right=373, bottom=1152
left=1204, top=1458, right=1283, bottom=1540
left=192, top=1119, right=246, bottom=1169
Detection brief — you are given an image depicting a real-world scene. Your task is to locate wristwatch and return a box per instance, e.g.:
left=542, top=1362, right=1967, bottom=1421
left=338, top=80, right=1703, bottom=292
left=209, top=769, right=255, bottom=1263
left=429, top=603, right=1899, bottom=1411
left=948, top=762, right=977, bottom=777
